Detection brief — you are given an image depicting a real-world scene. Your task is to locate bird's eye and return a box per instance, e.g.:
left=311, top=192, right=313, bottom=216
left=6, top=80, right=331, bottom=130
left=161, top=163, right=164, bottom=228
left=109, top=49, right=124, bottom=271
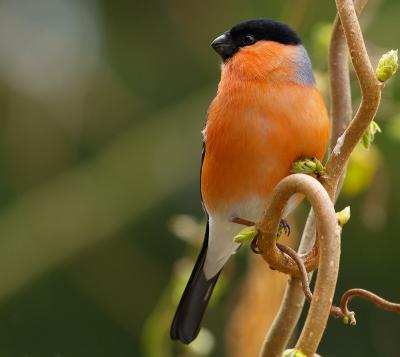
left=242, top=34, right=255, bottom=45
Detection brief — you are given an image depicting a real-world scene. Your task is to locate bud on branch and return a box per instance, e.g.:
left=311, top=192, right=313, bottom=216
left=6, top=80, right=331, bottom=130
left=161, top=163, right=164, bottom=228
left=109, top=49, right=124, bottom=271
left=376, top=49, right=398, bottom=82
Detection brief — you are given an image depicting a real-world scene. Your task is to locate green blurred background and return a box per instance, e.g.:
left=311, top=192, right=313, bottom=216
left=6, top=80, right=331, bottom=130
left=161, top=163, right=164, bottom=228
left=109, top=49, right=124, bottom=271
left=0, top=0, right=399, bottom=356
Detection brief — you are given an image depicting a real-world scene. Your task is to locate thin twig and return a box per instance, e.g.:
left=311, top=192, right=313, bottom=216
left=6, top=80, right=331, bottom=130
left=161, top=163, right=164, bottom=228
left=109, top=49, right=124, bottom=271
left=230, top=217, right=255, bottom=227
left=329, top=17, right=352, bottom=149
left=276, top=242, right=341, bottom=320
left=277, top=242, right=341, bottom=318
left=340, top=288, right=400, bottom=324
left=276, top=243, right=312, bottom=302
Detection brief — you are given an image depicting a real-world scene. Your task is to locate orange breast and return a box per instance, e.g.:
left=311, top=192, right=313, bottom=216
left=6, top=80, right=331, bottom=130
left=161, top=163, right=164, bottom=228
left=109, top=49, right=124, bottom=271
left=201, top=80, right=330, bottom=214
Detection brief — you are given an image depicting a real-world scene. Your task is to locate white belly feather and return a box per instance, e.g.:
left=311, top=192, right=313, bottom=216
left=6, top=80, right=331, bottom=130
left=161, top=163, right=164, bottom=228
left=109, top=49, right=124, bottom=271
left=203, top=193, right=302, bottom=279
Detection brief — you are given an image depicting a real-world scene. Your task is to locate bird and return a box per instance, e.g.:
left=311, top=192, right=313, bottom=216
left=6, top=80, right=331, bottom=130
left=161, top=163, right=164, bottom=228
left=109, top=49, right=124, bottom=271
left=170, top=18, right=330, bottom=344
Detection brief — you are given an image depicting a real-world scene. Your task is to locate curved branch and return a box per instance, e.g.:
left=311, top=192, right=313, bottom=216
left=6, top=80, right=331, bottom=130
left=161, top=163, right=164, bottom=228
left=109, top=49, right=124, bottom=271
left=276, top=243, right=312, bottom=302
left=256, top=175, right=337, bottom=278
left=329, top=0, right=368, bottom=147
left=340, top=288, right=400, bottom=323
left=256, top=174, right=341, bottom=357
left=322, top=0, right=382, bottom=199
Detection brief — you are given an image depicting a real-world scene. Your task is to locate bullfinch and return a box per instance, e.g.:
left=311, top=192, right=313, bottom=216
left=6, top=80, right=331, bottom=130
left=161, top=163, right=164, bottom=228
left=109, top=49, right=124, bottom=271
left=170, top=19, right=330, bottom=344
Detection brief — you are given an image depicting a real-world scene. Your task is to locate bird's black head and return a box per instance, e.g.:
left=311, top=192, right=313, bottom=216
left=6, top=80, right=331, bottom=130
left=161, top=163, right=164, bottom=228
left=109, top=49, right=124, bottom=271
left=211, top=19, right=301, bottom=60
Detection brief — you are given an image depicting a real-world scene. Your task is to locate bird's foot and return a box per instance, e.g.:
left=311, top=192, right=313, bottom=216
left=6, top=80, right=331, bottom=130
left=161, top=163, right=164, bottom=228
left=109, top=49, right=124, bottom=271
left=277, top=219, right=291, bottom=240
left=250, top=236, right=263, bottom=254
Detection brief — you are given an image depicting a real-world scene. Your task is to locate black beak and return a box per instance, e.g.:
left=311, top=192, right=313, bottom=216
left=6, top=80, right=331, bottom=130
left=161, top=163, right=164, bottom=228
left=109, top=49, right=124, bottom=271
left=211, top=32, right=236, bottom=59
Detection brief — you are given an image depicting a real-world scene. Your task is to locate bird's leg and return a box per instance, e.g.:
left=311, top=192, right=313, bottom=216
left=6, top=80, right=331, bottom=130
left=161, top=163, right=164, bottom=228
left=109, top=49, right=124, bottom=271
left=277, top=219, right=291, bottom=240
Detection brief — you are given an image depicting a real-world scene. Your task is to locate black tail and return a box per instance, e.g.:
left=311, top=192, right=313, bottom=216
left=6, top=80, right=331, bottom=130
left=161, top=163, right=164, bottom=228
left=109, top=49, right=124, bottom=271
left=170, top=222, right=221, bottom=344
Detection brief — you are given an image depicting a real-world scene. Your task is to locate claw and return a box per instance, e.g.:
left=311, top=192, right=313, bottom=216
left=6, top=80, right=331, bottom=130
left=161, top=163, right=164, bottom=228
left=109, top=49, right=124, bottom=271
left=251, top=236, right=263, bottom=254
left=277, top=219, right=291, bottom=240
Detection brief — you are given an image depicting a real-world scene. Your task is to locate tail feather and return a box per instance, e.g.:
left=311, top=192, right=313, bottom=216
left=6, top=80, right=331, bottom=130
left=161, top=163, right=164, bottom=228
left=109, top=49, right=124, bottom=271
left=170, top=222, right=221, bottom=344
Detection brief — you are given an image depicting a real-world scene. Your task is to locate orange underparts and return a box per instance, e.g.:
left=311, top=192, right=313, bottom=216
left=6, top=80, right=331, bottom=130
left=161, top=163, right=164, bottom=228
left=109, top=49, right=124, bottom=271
left=201, top=41, right=330, bottom=212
